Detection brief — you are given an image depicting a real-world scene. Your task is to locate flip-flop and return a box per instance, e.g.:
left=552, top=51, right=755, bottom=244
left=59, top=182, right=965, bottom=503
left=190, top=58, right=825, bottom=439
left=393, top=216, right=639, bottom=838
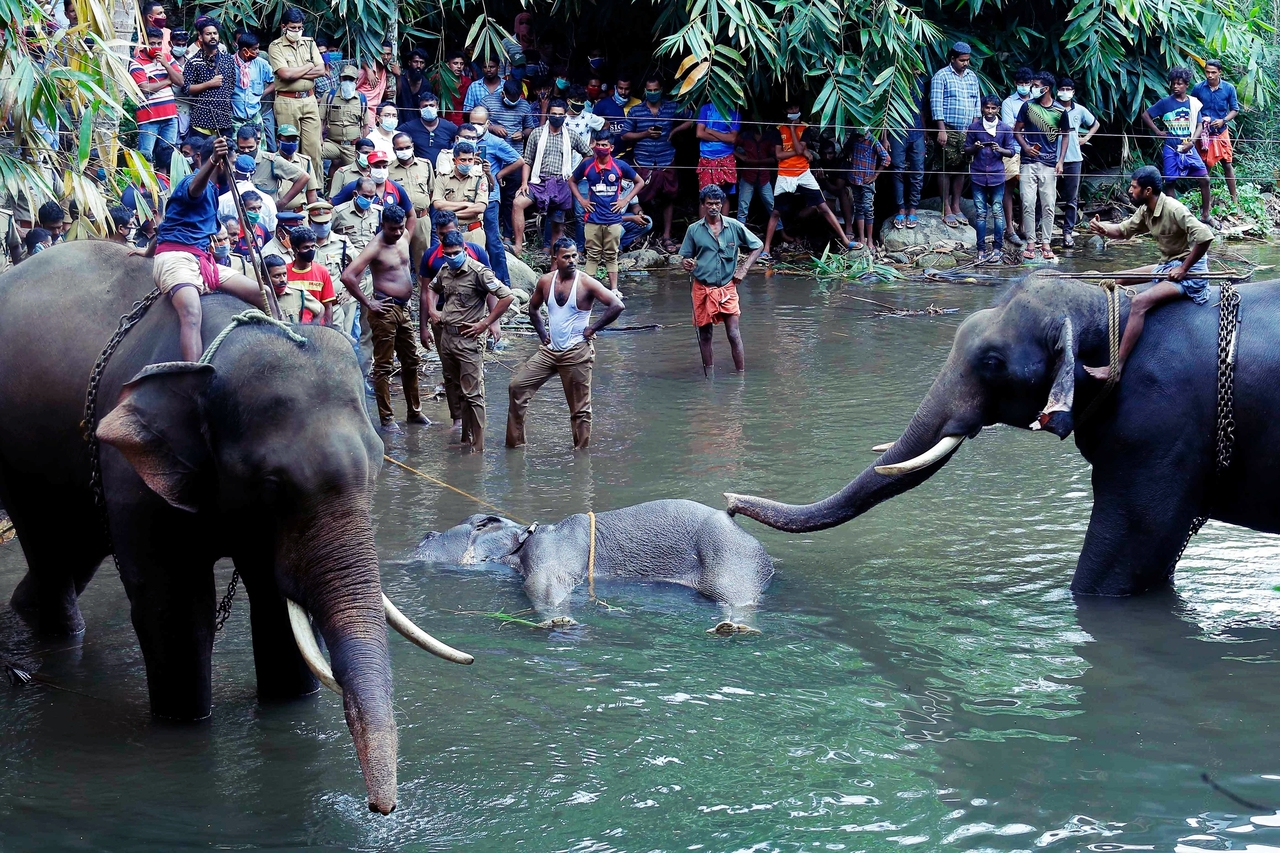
left=1022, top=248, right=1036, bottom=260
left=1040, top=247, right=1056, bottom=260
left=893, top=214, right=906, bottom=229
left=943, top=214, right=961, bottom=227
left=906, top=214, right=919, bottom=229
left=759, top=252, right=773, bottom=264
left=849, top=241, right=865, bottom=251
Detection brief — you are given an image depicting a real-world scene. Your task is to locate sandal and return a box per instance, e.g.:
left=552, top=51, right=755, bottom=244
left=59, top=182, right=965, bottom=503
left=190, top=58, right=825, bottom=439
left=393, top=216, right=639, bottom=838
left=893, top=213, right=906, bottom=229
left=1040, top=245, right=1056, bottom=260
left=1022, top=247, right=1037, bottom=260
left=906, top=214, right=919, bottom=229
left=943, top=214, right=961, bottom=228
left=1063, top=234, right=1075, bottom=249
left=759, top=251, right=773, bottom=264
left=849, top=241, right=864, bottom=251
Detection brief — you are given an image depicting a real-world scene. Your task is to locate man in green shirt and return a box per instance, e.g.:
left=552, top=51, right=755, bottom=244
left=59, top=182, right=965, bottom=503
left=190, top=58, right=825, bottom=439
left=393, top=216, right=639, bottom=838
left=678, top=185, right=763, bottom=374
left=1085, top=166, right=1214, bottom=382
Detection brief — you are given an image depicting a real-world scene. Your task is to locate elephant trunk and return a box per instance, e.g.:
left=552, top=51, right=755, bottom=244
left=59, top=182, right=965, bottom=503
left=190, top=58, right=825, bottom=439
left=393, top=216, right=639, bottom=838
left=726, top=375, right=977, bottom=532
left=283, top=503, right=398, bottom=814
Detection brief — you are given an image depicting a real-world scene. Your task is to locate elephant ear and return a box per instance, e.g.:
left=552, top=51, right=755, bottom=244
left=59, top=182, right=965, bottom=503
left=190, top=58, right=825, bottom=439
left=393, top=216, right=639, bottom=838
left=96, top=362, right=216, bottom=513
left=1031, top=318, right=1077, bottom=440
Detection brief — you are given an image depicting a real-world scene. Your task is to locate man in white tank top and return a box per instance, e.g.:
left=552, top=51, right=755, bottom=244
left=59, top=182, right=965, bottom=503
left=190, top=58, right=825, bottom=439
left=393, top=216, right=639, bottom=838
left=506, top=237, right=624, bottom=449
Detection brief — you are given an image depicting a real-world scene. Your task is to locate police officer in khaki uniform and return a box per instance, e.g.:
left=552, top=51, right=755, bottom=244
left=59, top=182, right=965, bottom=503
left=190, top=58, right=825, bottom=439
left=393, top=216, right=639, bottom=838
left=431, top=140, right=489, bottom=248
left=262, top=209, right=305, bottom=265
left=267, top=9, right=326, bottom=182
left=424, top=230, right=513, bottom=452
left=252, top=126, right=311, bottom=209
left=273, top=123, right=321, bottom=205
left=307, top=200, right=359, bottom=339
left=329, top=138, right=374, bottom=196
left=321, top=65, right=367, bottom=180
left=389, top=130, right=435, bottom=273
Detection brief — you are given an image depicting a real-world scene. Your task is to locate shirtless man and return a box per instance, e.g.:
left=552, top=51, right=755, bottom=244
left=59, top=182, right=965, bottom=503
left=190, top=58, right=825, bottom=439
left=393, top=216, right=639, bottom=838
left=1083, top=165, right=1214, bottom=382
left=506, top=237, right=624, bottom=450
left=339, top=202, right=428, bottom=431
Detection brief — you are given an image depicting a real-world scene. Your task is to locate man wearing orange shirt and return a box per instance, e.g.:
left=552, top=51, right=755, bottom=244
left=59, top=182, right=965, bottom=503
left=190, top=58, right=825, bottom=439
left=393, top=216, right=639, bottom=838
left=285, top=225, right=336, bottom=325
left=761, top=100, right=853, bottom=262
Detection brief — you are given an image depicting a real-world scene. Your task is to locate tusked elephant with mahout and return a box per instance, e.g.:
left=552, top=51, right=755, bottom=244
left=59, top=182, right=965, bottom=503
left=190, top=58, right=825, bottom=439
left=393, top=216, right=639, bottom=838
left=0, top=242, right=472, bottom=814
left=727, top=271, right=1280, bottom=596
left=415, top=499, right=775, bottom=633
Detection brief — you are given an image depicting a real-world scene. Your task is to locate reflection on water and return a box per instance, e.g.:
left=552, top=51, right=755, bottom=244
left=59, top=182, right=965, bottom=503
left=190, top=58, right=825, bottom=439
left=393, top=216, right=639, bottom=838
left=2, top=245, right=1279, bottom=850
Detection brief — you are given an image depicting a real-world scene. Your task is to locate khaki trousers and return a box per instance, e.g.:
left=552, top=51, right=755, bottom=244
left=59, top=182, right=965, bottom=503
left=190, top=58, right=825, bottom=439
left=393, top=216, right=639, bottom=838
left=505, top=340, right=594, bottom=449
left=430, top=321, right=461, bottom=421
left=274, top=95, right=323, bottom=184
left=369, top=302, right=421, bottom=423
left=584, top=223, right=622, bottom=274
left=439, top=330, right=487, bottom=450
left=320, top=138, right=357, bottom=169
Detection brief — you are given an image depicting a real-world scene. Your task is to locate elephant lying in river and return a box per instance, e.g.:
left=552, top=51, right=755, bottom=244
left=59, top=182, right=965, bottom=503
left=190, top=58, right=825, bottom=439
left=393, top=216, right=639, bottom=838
left=414, top=499, right=775, bottom=632
left=727, top=272, right=1280, bottom=596
left=0, top=242, right=470, bottom=814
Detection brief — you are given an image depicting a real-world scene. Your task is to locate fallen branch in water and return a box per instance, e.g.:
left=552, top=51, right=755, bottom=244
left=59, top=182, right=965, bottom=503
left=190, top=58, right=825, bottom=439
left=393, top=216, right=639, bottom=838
left=1202, top=772, right=1275, bottom=812
left=843, top=294, right=958, bottom=317
left=451, top=609, right=543, bottom=628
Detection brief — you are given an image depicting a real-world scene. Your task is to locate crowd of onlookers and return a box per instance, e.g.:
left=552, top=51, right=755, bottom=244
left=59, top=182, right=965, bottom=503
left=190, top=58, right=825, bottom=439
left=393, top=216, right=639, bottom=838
left=1, top=8, right=1246, bottom=275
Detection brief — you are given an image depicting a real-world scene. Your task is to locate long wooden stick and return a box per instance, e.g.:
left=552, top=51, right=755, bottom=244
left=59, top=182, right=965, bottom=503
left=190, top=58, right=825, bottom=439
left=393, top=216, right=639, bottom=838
left=1050, top=271, right=1252, bottom=281
left=224, top=152, right=283, bottom=320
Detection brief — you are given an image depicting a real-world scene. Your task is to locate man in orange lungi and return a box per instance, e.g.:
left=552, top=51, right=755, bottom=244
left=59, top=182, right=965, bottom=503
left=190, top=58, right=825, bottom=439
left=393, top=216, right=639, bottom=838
left=678, top=185, right=764, bottom=375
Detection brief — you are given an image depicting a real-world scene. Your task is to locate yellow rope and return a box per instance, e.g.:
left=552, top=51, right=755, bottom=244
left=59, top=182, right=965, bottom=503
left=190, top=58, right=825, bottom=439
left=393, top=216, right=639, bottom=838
left=1077, top=280, right=1125, bottom=427
left=587, top=511, right=597, bottom=601
left=382, top=455, right=526, bottom=524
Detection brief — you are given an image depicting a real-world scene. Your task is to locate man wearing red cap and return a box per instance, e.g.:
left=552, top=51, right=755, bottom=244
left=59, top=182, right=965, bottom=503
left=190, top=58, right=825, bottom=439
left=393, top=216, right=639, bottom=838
left=330, top=149, right=417, bottom=238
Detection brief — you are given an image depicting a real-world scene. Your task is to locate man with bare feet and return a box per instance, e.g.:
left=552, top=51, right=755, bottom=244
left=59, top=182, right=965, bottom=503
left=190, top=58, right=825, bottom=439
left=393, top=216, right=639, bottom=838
left=151, top=135, right=271, bottom=362
left=1084, top=166, right=1214, bottom=383
left=506, top=237, right=624, bottom=450
left=340, top=203, right=428, bottom=432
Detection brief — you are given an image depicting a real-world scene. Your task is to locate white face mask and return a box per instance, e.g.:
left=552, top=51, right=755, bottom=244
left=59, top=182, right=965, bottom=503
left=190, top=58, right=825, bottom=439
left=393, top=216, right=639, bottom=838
left=339, top=81, right=356, bottom=99
left=380, top=118, right=397, bottom=132
left=370, top=166, right=389, bottom=181
left=1057, top=90, right=1074, bottom=102
left=395, top=148, right=414, bottom=162
left=1030, top=86, right=1046, bottom=98
left=285, top=29, right=302, bottom=43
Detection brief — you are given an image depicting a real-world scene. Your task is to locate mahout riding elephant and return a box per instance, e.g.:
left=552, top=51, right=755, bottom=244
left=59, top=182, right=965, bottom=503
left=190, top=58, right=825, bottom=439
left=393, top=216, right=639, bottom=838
left=727, top=272, right=1280, bottom=596
left=0, top=242, right=471, bottom=814
left=415, top=499, right=775, bottom=632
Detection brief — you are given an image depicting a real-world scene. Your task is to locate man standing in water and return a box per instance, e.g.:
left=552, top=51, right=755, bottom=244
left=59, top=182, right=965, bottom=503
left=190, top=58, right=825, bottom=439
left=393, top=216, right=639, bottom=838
left=340, top=203, right=429, bottom=432
left=1083, top=166, right=1214, bottom=383
left=425, top=230, right=514, bottom=452
left=506, top=238, right=624, bottom=450
left=679, top=185, right=763, bottom=375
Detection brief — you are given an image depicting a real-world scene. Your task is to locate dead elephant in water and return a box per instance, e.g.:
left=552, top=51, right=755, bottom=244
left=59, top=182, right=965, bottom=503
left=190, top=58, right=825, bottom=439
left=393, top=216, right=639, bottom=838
left=414, top=499, right=775, bottom=633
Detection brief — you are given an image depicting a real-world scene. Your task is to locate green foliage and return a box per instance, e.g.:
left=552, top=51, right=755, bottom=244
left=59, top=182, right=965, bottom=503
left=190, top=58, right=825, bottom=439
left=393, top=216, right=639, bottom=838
left=809, top=247, right=905, bottom=282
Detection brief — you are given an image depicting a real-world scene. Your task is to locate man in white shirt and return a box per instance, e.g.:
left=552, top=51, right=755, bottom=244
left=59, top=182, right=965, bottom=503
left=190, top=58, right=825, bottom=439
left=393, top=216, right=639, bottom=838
left=218, top=154, right=278, bottom=230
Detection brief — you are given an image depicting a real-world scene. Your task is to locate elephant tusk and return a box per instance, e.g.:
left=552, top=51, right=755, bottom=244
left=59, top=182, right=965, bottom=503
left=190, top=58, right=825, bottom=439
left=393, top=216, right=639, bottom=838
left=384, top=596, right=475, bottom=665
left=871, top=441, right=895, bottom=453
left=286, top=598, right=342, bottom=695
left=874, top=435, right=965, bottom=476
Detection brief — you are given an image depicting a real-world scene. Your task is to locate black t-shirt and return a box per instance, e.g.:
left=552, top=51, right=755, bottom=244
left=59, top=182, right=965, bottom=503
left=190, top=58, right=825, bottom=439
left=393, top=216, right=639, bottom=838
left=395, top=117, right=460, bottom=163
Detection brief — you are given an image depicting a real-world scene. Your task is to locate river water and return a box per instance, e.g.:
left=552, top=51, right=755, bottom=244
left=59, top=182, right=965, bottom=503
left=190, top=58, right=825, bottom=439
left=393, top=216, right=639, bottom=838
left=2, top=244, right=1280, bottom=852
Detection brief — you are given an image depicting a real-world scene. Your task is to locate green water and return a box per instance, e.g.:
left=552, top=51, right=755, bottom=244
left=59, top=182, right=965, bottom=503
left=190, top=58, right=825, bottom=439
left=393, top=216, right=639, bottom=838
left=2, top=244, right=1280, bottom=851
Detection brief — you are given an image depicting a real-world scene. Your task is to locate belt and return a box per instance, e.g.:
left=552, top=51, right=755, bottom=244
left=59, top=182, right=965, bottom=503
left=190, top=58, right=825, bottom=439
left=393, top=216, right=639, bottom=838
left=277, top=90, right=314, bottom=99
left=464, top=221, right=483, bottom=232
left=374, top=290, right=408, bottom=306
left=442, top=324, right=472, bottom=336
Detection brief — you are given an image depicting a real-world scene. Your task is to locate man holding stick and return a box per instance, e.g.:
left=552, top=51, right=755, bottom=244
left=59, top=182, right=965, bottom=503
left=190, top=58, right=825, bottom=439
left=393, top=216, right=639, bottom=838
left=678, top=185, right=763, bottom=375
left=1084, top=166, right=1214, bottom=382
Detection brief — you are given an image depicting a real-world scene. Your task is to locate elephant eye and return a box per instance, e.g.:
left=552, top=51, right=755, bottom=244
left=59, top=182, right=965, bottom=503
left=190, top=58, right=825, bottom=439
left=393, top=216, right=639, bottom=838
left=980, top=353, right=1006, bottom=372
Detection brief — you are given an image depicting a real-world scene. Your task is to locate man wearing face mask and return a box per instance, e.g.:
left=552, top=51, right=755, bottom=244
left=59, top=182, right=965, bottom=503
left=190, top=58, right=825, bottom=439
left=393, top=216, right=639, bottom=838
left=306, top=200, right=359, bottom=342
left=1056, top=77, right=1099, bottom=248
left=425, top=230, right=515, bottom=451
left=140, top=2, right=170, bottom=51
left=218, top=152, right=279, bottom=230
left=432, top=140, right=490, bottom=248
left=130, top=27, right=184, bottom=171
left=267, top=7, right=326, bottom=181
left=107, top=206, right=137, bottom=246
left=593, top=74, right=637, bottom=157
left=571, top=131, right=643, bottom=294
left=513, top=100, right=591, bottom=254
left=322, top=65, right=367, bottom=182
left=464, top=57, right=505, bottom=113
left=170, top=30, right=192, bottom=138
left=261, top=208, right=304, bottom=265
left=182, top=17, right=237, bottom=140
left=250, top=124, right=316, bottom=208
left=331, top=150, right=417, bottom=237
left=396, top=91, right=459, bottom=164
left=389, top=131, right=436, bottom=272
left=465, top=107, right=522, bottom=286
left=622, top=75, right=694, bottom=252
left=285, top=225, right=336, bottom=327
left=482, top=78, right=537, bottom=148
left=329, top=137, right=375, bottom=197
left=1000, top=66, right=1034, bottom=247
left=368, top=102, right=401, bottom=156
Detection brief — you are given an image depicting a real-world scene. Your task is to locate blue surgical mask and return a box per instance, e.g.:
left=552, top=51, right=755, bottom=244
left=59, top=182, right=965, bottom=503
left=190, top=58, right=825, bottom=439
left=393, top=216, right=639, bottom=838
left=588, top=57, right=604, bottom=69
left=311, top=222, right=331, bottom=239
left=645, top=90, right=662, bottom=104
left=445, top=251, right=466, bottom=269
left=212, top=243, right=231, bottom=259
left=355, top=194, right=372, bottom=210
left=613, top=91, right=626, bottom=105
left=278, top=140, right=298, bottom=156
left=1016, top=84, right=1031, bottom=97
left=456, top=163, right=473, bottom=176
left=420, top=107, right=438, bottom=122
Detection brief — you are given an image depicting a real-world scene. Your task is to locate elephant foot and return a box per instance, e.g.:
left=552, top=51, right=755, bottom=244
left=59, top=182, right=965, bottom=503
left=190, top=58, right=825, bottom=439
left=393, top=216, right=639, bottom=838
left=10, top=573, right=86, bottom=637
left=706, top=621, right=761, bottom=637
left=537, top=616, right=579, bottom=630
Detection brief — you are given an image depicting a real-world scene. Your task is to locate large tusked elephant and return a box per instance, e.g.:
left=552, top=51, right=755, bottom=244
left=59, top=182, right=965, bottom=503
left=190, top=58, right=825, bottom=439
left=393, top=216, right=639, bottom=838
left=727, top=272, right=1280, bottom=596
left=0, top=242, right=470, bottom=814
